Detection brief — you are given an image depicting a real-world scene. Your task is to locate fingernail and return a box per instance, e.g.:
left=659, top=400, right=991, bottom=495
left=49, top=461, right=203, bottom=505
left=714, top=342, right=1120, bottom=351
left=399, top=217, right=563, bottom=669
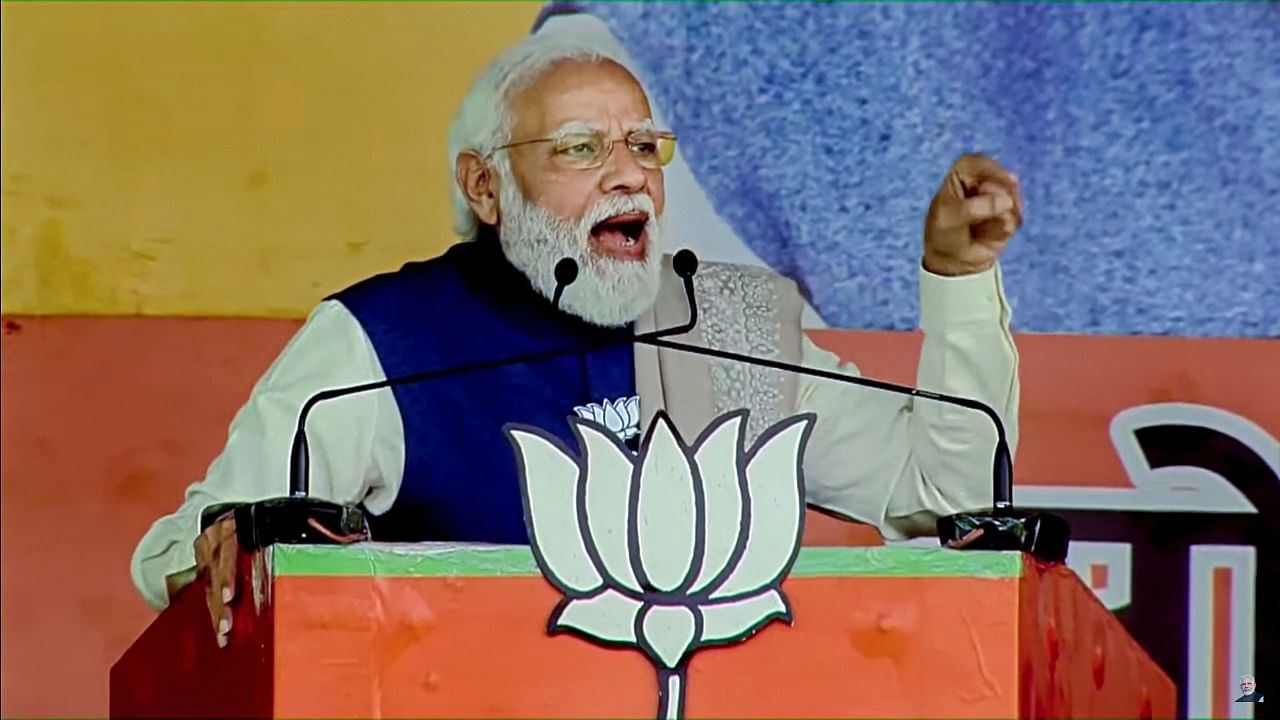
left=219, top=617, right=231, bottom=635
left=222, top=587, right=233, bottom=604
left=217, top=634, right=228, bottom=649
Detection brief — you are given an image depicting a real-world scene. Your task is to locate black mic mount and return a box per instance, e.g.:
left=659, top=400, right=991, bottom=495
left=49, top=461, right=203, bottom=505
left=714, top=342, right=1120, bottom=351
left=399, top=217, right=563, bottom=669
left=209, top=247, right=1066, bottom=563
left=556, top=252, right=1068, bottom=563
left=202, top=250, right=704, bottom=550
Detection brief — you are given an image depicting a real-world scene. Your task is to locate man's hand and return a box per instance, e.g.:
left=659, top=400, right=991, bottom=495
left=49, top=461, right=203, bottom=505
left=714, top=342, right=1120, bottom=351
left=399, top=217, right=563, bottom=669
left=923, top=153, right=1023, bottom=276
left=193, top=513, right=238, bottom=648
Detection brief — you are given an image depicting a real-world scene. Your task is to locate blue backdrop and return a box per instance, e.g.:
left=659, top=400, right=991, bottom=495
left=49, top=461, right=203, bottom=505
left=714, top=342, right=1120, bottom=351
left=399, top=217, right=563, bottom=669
left=543, top=2, right=1279, bottom=338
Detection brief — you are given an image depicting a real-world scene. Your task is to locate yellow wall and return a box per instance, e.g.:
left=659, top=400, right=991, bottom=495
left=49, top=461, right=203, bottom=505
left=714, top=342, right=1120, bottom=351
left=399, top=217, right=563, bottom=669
left=1, top=2, right=542, bottom=318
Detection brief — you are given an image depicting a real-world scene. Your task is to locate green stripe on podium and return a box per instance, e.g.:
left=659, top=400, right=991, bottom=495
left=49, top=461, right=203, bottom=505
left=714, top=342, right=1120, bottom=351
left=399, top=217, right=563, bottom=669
left=273, top=544, right=1022, bottom=579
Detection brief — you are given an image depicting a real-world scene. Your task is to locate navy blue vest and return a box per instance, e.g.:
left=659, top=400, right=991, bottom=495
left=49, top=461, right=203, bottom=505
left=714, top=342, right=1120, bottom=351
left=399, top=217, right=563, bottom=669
left=330, top=234, right=637, bottom=543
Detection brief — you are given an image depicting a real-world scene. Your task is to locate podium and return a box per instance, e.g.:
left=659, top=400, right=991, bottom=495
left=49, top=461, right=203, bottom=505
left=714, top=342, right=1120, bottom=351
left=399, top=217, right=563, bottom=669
left=111, top=543, right=1174, bottom=718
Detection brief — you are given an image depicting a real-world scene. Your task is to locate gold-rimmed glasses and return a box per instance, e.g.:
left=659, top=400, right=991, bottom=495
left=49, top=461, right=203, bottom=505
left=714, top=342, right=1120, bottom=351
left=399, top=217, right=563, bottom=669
left=489, top=128, right=677, bottom=170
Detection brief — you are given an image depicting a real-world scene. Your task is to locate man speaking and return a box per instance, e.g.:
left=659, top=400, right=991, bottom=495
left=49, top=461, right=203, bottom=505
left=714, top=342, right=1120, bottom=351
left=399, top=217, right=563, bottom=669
left=131, top=32, right=1024, bottom=649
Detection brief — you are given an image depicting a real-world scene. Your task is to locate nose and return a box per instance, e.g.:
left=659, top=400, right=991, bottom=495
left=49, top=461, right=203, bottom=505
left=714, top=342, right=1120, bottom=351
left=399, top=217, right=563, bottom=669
left=598, top=141, right=647, bottom=196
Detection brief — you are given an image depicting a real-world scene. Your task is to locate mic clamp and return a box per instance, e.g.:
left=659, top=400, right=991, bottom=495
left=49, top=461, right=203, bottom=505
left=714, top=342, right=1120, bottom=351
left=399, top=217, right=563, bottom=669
left=224, top=246, right=1067, bottom=564
left=200, top=498, right=370, bottom=551
left=937, top=508, right=1069, bottom=562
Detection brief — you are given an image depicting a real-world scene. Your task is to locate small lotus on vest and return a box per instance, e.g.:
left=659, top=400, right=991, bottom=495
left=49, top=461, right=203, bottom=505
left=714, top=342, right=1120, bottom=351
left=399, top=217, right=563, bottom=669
left=572, top=396, right=641, bottom=442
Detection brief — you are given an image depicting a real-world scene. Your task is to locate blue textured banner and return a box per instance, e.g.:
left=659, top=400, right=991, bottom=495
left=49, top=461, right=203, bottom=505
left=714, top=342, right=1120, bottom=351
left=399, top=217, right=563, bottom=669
left=546, top=2, right=1279, bottom=338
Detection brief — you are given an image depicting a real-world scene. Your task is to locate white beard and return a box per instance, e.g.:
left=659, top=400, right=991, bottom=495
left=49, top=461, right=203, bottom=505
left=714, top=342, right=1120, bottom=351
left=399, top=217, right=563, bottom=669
left=495, top=172, right=663, bottom=327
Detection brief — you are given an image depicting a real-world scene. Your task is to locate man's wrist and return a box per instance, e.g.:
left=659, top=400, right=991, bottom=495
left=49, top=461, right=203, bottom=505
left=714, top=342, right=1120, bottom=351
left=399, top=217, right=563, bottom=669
left=919, top=262, right=1005, bottom=331
left=921, top=252, right=996, bottom=277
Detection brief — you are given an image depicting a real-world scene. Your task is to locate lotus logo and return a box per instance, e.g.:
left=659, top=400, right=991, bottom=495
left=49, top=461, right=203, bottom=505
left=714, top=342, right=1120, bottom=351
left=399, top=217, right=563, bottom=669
left=573, top=396, right=642, bottom=441
left=506, top=410, right=814, bottom=719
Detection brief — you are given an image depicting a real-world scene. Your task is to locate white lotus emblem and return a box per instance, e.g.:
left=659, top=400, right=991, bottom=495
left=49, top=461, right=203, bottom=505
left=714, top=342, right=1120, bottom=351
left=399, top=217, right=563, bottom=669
left=506, top=410, right=814, bottom=720
left=573, top=396, right=641, bottom=441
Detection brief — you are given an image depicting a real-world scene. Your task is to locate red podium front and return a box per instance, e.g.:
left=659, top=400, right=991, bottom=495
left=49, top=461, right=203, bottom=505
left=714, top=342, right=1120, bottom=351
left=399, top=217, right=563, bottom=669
left=111, top=543, right=1173, bottom=718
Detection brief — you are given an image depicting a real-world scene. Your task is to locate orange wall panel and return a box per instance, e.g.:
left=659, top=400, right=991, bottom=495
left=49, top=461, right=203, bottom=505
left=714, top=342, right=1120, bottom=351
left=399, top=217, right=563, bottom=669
left=0, top=315, right=297, bottom=717
left=808, top=329, right=1280, bottom=487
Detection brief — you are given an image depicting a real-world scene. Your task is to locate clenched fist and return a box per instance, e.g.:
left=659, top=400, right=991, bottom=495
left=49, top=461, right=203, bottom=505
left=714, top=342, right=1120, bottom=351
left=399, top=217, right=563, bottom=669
left=923, top=153, right=1023, bottom=277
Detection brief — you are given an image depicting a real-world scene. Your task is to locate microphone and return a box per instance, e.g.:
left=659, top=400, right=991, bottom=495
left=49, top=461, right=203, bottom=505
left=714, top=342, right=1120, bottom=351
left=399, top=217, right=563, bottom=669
left=556, top=250, right=1067, bottom=562
left=552, top=258, right=578, bottom=309
left=551, top=249, right=699, bottom=332
left=208, top=250, right=709, bottom=550
left=216, top=248, right=1067, bottom=562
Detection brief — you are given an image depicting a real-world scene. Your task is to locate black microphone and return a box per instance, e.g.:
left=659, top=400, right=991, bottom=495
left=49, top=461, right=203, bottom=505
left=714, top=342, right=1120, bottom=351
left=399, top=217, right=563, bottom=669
left=552, top=258, right=578, bottom=309
left=220, top=248, right=1066, bottom=562
left=209, top=251, right=708, bottom=550
left=281, top=256, right=612, bottom=497
left=551, top=249, right=699, bottom=331
left=558, top=251, right=1066, bottom=562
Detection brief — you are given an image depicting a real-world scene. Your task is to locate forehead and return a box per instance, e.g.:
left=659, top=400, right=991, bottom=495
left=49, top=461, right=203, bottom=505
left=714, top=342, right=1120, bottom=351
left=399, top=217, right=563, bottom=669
left=509, top=59, right=653, bottom=137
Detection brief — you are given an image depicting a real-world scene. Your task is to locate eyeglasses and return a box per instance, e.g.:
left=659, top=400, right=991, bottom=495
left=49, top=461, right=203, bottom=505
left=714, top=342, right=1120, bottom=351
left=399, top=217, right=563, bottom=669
left=489, top=129, right=678, bottom=170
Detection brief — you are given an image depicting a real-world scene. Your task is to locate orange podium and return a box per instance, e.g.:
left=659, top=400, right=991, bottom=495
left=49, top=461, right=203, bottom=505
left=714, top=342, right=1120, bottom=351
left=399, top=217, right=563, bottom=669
left=111, top=543, right=1174, bottom=718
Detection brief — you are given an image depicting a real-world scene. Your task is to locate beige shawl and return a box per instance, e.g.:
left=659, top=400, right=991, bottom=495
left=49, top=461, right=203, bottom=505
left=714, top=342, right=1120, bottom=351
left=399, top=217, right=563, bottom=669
left=633, top=255, right=806, bottom=445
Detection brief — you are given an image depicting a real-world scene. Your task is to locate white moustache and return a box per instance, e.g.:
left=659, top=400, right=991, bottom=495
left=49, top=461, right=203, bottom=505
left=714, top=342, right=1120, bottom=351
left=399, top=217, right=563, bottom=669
left=580, top=194, right=659, bottom=231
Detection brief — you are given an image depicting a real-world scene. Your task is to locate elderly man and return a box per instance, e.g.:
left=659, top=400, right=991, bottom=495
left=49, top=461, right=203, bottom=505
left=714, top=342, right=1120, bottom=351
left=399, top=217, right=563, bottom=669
left=1237, top=675, right=1265, bottom=703
left=132, top=33, right=1023, bottom=647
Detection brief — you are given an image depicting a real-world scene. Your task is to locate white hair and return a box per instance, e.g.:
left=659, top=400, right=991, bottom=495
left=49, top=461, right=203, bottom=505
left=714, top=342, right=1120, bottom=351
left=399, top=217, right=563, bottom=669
left=447, top=32, right=630, bottom=239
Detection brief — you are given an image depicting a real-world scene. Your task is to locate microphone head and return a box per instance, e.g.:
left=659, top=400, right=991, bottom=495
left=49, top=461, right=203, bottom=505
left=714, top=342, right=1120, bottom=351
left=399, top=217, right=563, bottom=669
left=673, top=249, right=699, bottom=279
left=554, top=257, right=579, bottom=287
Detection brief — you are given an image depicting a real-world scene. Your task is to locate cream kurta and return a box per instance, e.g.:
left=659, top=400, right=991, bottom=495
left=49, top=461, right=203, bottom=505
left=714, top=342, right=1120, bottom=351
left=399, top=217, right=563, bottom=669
left=132, top=261, right=1019, bottom=610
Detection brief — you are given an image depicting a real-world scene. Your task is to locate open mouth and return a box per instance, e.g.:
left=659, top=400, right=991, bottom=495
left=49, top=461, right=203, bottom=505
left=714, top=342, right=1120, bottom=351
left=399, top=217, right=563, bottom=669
left=589, top=212, right=649, bottom=260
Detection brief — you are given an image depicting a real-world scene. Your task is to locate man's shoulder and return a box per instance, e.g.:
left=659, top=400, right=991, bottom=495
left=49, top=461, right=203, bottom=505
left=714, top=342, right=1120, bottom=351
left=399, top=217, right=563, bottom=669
left=660, top=254, right=806, bottom=339
left=329, top=241, right=476, bottom=304
left=665, top=254, right=797, bottom=287
left=666, top=254, right=804, bottom=306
